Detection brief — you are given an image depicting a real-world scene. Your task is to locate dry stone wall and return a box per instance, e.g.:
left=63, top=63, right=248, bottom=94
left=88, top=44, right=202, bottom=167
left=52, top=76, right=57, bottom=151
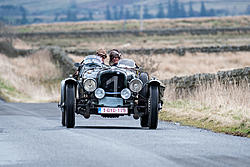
left=0, top=45, right=75, bottom=78
left=13, top=27, right=250, bottom=39
left=46, top=46, right=75, bottom=78
left=66, top=45, right=250, bottom=56
left=162, top=67, right=250, bottom=90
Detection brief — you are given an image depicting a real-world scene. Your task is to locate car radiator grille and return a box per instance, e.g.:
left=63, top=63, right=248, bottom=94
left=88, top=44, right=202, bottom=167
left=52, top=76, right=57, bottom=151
left=99, top=72, right=126, bottom=94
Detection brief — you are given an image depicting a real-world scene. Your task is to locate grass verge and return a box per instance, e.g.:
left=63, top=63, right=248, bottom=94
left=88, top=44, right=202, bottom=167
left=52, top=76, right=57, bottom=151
left=160, top=82, right=250, bottom=138
left=159, top=101, right=250, bottom=137
left=0, top=51, right=62, bottom=103
left=0, top=78, right=29, bottom=102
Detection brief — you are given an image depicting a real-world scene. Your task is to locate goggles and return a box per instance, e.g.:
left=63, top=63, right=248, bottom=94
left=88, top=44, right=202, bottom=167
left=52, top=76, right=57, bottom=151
left=112, top=56, right=120, bottom=59
left=98, top=54, right=107, bottom=59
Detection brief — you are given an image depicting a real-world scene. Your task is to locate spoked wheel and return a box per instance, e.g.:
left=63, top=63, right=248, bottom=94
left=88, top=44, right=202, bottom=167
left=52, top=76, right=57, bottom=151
left=65, top=84, right=76, bottom=128
left=148, top=86, right=159, bottom=129
left=139, top=73, right=149, bottom=128
left=139, top=73, right=148, bottom=100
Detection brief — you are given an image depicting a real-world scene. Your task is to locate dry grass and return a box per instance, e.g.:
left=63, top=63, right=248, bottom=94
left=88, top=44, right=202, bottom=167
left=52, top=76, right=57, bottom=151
left=68, top=52, right=250, bottom=80
left=15, top=16, right=250, bottom=33
left=124, top=52, right=250, bottom=79
left=0, top=50, right=61, bottom=102
left=68, top=54, right=86, bottom=63
left=16, top=16, right=250, bottom=52
left=28, top=32, right=250, bottom=51
left=160, top=81, right=250, bottom=137
left=12, top=38, right=32, bottom=50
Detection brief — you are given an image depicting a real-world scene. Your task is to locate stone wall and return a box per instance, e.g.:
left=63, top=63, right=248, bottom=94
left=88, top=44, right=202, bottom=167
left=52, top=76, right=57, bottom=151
left=162, top=67, right=250, bottom=90
left=13, top=27, right=250, bottom=39
left=47, top=46, right=75, bottom=78
left=0, top=40, right=18, bottom=57
left=66, top=45, right=250, bottom=56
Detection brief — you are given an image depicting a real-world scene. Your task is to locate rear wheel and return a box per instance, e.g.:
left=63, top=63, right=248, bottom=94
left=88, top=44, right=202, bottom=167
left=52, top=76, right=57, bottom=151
left=148, top=86, right=159, bottom=129
left=65, top=84, right=75, bottom=128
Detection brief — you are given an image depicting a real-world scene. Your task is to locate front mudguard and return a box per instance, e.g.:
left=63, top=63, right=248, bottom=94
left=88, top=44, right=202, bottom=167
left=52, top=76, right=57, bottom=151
left=60, top=78, right=78, bottom=107
left=148, top=79, right=165, bottom=99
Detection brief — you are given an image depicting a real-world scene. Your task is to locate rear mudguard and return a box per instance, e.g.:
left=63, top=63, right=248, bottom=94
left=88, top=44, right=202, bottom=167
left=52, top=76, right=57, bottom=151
left=60, top=78, right=77, bottom=107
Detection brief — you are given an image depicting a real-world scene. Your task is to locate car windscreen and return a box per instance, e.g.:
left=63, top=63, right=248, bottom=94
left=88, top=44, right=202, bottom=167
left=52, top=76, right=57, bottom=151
left=117, top=59, right=136, bottom=68
left=83, top=55, right=102, bottom=66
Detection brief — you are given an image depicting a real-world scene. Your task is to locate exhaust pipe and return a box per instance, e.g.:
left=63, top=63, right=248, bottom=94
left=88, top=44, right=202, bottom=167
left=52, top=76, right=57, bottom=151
left=133, top=114, right=139, bottom=120
left=84, top=113, right=90, bottom=119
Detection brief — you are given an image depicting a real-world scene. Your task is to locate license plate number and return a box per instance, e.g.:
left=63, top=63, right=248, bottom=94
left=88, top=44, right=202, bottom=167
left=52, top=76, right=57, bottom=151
left=98, top=107, right=128, bottom=114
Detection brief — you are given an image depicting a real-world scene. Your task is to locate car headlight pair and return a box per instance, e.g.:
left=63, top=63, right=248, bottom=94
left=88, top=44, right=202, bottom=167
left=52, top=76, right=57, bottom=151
left=85, top=78, right=143, bottom=99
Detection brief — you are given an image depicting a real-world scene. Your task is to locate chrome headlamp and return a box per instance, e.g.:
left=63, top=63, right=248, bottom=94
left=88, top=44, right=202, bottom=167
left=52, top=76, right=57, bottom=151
left=95, top=88, right=105, bottom=99
left=121, top=88, right=131, bottom=100
left=83, top=79, right=97, bottom=92
left=129, top=79, right=143, bottom=93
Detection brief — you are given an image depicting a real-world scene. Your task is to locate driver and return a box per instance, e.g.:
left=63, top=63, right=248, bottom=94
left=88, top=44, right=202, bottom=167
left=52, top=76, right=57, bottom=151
left=96, top=48, right=107, bottom=64
left=109, top=49, right=121, bottom=66
left=73, top=48, right=107, bottom=78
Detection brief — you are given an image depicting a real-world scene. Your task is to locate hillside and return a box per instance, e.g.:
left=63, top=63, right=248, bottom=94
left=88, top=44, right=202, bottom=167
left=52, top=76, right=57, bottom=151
left=0, top=0, right=249, bottom=24
left=1, top=0, right=249, bottom=13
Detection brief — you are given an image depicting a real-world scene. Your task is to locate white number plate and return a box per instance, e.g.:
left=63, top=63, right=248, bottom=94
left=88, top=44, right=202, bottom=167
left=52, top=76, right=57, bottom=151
left=98, top=107, right=128, bottom=114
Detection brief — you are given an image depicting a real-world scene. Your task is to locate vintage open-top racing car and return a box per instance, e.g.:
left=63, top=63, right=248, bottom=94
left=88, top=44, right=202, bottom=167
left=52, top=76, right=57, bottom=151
left=59, top=55, right=165, bottom=129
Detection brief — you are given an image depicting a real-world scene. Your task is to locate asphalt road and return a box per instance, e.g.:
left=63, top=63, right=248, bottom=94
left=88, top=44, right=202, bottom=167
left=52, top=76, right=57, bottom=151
left=0, top=100, right=250, bottom=167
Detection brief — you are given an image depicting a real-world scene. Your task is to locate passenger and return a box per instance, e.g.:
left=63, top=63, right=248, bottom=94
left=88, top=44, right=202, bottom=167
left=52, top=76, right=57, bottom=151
left=109, top=49, right=121, bottom=66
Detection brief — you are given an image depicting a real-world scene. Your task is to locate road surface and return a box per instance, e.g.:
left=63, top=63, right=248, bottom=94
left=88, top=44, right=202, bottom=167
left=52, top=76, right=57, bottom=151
left=0, top=100, right=250, bottom=167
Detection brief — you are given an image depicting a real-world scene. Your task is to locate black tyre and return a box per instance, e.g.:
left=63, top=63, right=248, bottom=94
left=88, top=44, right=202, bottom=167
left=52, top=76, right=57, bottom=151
left=139, top=72, right=149, bottom=99
left=61, top=108, right=65, bottom=126
left=65, top=84, right=75, bottom=128
left=138, top=73, right=148, bottom=127
left=60, top=82, right=65, bottom=126
left=148, top=86, right=159, bottom=129
left=140, top=115, right=149, bottom=127
left=139, top=73, right=149, bottom=128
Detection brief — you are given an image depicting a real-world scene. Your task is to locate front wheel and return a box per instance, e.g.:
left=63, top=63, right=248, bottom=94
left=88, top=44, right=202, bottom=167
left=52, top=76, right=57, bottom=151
left=139, top=73, right=149, bottom=128
left=148, top=86, right=159, bottom=129
left=65, top=84, right=75, bottom=128
left=140, top=115, right=149, bottom=127
left=61, top=108, right=65, bottom=126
